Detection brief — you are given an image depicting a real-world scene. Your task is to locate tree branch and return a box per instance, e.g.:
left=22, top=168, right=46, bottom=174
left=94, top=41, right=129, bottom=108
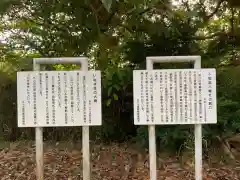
left=104, top=2, right=119, bottom=27
left=230, top=6, right=235, bottom=34
left=181, top=0, right=191, bottom=24
left=138, top=0, right=169, bottom=16
left=88, top=1, right=101, bottom=35
left=204, top=0, right=224, bottom=21
left=191, top=32, right=225, bottom=40
left=181, top=0, right=191, bottom=12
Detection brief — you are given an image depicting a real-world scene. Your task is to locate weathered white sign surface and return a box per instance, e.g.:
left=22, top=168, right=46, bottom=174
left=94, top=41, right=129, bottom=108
left=17, top=71, right=102, bottom=127
left=133, top=69, right=217, bottom=125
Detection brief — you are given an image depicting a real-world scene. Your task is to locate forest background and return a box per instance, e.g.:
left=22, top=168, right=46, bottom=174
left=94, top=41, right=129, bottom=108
left=1, top=0, right=240, bottom=179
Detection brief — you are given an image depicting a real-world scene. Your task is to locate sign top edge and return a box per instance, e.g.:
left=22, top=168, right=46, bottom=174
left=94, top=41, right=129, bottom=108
left=133, top=68, right=216, bottom=71
left=17, top=70, right=101, bottom=73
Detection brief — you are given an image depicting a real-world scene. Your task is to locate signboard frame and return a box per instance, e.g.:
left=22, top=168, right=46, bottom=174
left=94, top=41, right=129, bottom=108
left=133, top=69, right=216, bottom=125
left=17, top=70, right=102, bottom=127
left=143, top=56, right=206, bottom=180
left=29, top=57, right=92, bottom=180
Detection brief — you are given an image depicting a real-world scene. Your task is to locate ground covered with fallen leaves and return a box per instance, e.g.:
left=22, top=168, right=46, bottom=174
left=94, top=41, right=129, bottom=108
left=0, top=141, right=240, bottom=180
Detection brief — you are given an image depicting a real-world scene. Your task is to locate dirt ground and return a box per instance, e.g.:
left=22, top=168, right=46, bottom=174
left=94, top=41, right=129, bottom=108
left=0, top=141, right=240, bottom=180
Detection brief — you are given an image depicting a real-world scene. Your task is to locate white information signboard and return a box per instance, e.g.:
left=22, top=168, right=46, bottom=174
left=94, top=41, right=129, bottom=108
left=17, top=70, right=102, bottom=127
left=133, top=69, right=216, bottom=125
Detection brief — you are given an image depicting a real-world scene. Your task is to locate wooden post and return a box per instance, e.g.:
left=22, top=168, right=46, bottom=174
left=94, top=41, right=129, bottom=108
left=81, top=60, right=91, bottom=180
left=33, top=61, right=44, bottom=180
left=194, top=57, right=202, bottom=180
left=146, top=59, right=157, bottom=180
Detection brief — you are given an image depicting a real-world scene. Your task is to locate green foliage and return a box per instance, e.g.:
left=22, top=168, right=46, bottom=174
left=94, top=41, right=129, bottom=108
left=0, top=0, right=240, bottom=153
left=136, top=126, right=193, bottom=151
left=100, top=66, right=135, bottom=141
left=202, top=67, right=240, bottom=139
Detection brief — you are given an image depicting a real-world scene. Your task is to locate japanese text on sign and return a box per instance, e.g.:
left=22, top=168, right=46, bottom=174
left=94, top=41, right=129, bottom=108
left=133, top=69, right=217, bottom=125
left=17, top=71, right=102, bottom=127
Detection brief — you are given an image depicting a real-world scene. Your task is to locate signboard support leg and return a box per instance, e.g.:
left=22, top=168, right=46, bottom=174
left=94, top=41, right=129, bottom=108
left=33, top=62, right=44, bottom=180
left=82, top=126, right=90, bottom=180
left=146, top=59, right=157, bottom=180
left=195, top=124, right=202, bottom=180
left=148, top=125, right=157, bottom=180
left=81, top=60, right=90, bottom=180
left=36, top=127, right=44, bottom=180
left=194, top=58, right=202, bottom=180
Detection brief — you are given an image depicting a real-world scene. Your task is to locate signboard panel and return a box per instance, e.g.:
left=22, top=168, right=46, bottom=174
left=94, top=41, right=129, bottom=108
left=133, top=69, right=216, bottom=125
left=17, top=71, right=102, bottom=127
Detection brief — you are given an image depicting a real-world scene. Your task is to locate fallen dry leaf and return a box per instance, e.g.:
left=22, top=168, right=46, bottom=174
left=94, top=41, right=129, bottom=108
left=0, top=141, right=240, bottom=180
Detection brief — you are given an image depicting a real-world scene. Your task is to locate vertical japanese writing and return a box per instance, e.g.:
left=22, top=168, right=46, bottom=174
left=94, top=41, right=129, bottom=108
left=83, top=75, right=87, bottom=123
left=183, top=72, right=188, bottom=122
left=52, top=76, right=56, bottom=125
left=89, top=74, right=93, bottom=124
left=189, top=71, right=193, bottom=121
left=154, top=72, right=158, bottom=122
left=198, top=72, right=203, bottom=122
left=204, top=97, right=207, bottom=122
left=193, top=72, right=197, bottom=119
left=140, top=72, right=144, bottom=112
left=19, top=71, right=104, bottom=127
left=208, top=72, right=213, bottom=110
left=179, top=72, right=183, bottom=122
left=155, top=72, right=158, bottom=81
left=70, top=75, right=74, bottom=123
left=33, top=76, right=37, bottom=125
left=27, top=74, right=30, bottom=104
left=76, top=72, right=80, bottom=112
left=93, top=73, right=98, bottom=103
left=159, top=72, right=164, bottom=122
left=136, top=99, right=140, bottom=122
left=164, top=72, right=168, bottom=122
left=22, top=101, right=25, bottom=125
left=174, top=72, right=178, bottom=122
left=88, top=100, right=92, bottom=124
left=150, top=73, right=154, bottom=122
left=133, top=69, right=215, bottom=125
left=169, top=73, right=174, bottom=122
left=139, top=72, right=144, bottom=123
left=39, top=73, right=43, bottom=96
left=57, top=73, right=61, bottom=107
left=45, top=73, right=49, bottom=124
left=64, top=73, right=68, bottom=124
left=145, top=72, right=149, bottom=122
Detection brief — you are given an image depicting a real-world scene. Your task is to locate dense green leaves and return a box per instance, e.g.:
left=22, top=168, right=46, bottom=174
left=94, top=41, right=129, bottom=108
left=0, top=0, right=240, bottom=150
